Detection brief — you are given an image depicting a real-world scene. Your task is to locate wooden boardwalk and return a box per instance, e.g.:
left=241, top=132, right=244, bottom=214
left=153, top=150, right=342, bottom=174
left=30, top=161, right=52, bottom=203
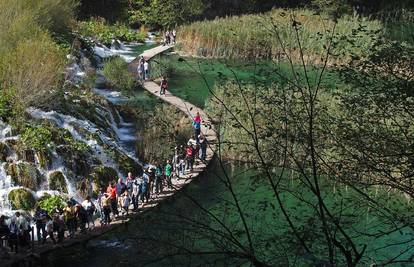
left=3, top=45, right=216, bottom=266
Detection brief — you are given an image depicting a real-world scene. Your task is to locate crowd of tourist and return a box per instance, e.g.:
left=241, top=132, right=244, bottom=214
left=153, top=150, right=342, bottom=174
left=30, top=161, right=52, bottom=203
left=0, top=111, right=207, bottom=257
left=163, top=30, right=176, bottom=46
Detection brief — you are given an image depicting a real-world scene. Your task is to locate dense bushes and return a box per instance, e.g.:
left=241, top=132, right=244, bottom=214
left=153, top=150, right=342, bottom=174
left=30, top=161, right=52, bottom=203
left=77, top=19, right=146, bottom=45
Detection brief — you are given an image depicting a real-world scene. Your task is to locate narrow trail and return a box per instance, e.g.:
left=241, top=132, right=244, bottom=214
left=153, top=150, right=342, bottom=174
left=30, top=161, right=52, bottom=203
left=4, top=45, right=217, bottom=266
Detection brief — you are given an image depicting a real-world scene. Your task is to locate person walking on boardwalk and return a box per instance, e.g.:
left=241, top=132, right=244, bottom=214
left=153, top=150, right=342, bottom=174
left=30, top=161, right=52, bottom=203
left=160, top=76, right=168, bottom=95
left=199, top=134, right=208, bottom=162
left=132, top=176, right=140, bottom=211
left=8, top=217, right=19, bottom=253
left=172, top=147, right=180, bottom=178
left=81, top=196, right=96, bottom=228
left=165, top=160, right=173, bottom=189
left=53, top=215, right=65, bottom=243
left=155, top=163, right=163, bottom=195
left=34, top=206, right=47, bottom=244
left=148, top=167, right=155, bottom=197
left=141, top=170, right=150, bottom=203
left=75, top=204, right=88, bottom=234
left=15, top=212, right=30, bottom=249
left=107, top=182, right=118, bottom=218
left=193, top=112, right=202, bottom=143
left=64, top=202, right=76, bottom=238
left=138, top=61, right=145, bottom=82
left=172, top=29, right=177, bottom=44
left=45, top=216, right=56, bottom=244
left=126, top=172, right=134, bottom=197
left=186, top=145, right=195, bottom=172
left=116, top=178, right=127, bottom=213
left=100, top=193, right=111, bottom=225
left=144, top=60, right=150, bottom=80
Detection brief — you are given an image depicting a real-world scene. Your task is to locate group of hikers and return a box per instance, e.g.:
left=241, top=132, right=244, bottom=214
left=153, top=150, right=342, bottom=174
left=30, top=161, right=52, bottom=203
left=0, top=111, right=207, bottom=256
left=163, top=30, right=176, bottom=46
left=137, top=55, right=150, bottom=81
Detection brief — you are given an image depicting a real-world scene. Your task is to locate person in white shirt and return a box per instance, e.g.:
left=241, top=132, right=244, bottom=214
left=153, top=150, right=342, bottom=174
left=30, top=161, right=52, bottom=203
left=144, top=61, right=149, bottom=80
left=187, top=135, right=197, bottom=147
left=81, top=196, right=95, bottom=228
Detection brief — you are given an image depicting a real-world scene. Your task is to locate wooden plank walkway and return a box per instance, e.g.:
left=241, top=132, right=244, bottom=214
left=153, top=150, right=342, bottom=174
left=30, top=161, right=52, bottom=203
left=2, top=45, right=216, bottom=266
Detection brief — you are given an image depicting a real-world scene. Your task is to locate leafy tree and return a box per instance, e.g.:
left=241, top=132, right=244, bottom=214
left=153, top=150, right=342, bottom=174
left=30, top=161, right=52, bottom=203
left=129, top=0, right=204, bottom=28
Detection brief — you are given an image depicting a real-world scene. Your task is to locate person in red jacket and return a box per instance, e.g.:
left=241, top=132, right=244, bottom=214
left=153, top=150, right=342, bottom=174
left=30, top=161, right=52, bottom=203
left=106, top=182, right=118, bottom=218
left=186, top=145, right=194, bottom=172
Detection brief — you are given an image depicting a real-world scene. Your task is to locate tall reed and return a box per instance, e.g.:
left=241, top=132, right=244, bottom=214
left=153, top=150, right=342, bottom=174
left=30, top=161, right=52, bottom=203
left=178, top=9, right=383, bottom=64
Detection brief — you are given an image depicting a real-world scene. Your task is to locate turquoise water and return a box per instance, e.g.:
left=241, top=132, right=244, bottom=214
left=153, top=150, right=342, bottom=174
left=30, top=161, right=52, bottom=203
left=163, top=55, right=343, bottom=108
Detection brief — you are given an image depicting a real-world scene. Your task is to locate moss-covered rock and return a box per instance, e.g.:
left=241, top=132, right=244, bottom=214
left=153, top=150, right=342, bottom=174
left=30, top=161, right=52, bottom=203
left=8, top=188, right=36, bottom=210
left=6, top=162, right=44, bottom=190
left=48, top=171, right=68, bottom=193
left=90, top=166, right=118, bottom=195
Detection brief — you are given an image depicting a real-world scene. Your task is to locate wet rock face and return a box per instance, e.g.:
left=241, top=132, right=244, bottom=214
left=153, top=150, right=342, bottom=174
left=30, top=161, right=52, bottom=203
left=49, top=171, right=68, bottom=193
left=56, top=145, right=91, bottom=177
left=6, top=162, right=44, bottom=190
left=8, top=188, right=36, bottom=210
left=0, top=142, right=11, bottom=162
left=90, top=166, right=118, bottom=195
left=117, top=153, right=142, bottom=176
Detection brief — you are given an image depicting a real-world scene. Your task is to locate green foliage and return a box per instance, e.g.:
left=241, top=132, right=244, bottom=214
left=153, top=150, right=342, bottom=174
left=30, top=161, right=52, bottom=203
left=21, top=124, right=53, bottom=152
left=102, top=57, right=136, bottom=94
left=77, top=19, right=146, bottom=45
left=0, top=90, right=14, bottom=122
left=129, top=0, right=204, bottom=28
left=37, top=195, right=66, bottom=214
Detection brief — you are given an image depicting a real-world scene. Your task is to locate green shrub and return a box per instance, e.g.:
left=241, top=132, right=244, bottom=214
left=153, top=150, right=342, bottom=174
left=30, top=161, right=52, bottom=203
left=103, top=57, right=136, bottom=94
left=77, top=18, right=146, bottom=45
left=37, top=195, right=66, bottom=214
left=21, top=124, right=53, bottom=152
